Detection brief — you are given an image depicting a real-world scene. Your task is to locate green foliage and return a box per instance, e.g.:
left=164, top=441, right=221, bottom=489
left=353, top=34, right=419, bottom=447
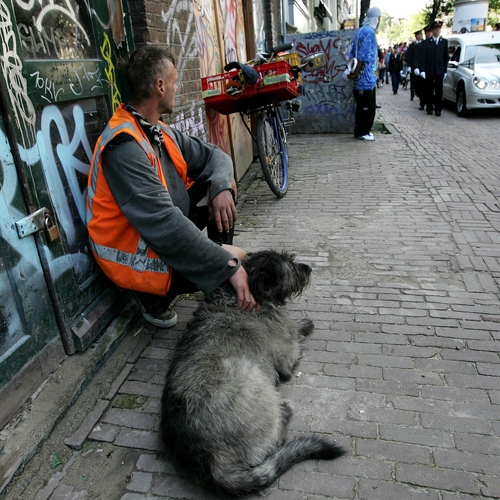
left=378, top=0, right=500, bottom=40
left=489, top=0, right=500, bottom=27
left=378, top=10, right=427, bottom=47
left=424, top=0, right=454, bottom=26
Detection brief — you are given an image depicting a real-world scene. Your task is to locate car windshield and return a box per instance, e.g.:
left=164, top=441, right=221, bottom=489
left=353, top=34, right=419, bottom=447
left=464, top=43, right=500, bottom=64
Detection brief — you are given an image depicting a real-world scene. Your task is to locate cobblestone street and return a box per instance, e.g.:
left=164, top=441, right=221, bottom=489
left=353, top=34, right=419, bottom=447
left=4, top=83, right=500, bottom=500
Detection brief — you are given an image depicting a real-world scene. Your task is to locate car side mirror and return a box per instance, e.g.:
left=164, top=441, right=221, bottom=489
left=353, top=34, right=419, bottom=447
left=300, top=52, right=327, bottom=72
left=448, top=61, right=458, bottom=69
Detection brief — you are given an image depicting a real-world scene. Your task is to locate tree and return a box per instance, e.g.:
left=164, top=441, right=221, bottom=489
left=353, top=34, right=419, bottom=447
left=488, top=0, right=500, bottom=28
left=377, top=10, right=427, bottom=48
left=423, top=0, right=454, bottom=27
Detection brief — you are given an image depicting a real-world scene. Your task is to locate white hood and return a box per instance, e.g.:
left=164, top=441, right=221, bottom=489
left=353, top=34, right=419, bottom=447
left=474, top=63, right=500, bottom=82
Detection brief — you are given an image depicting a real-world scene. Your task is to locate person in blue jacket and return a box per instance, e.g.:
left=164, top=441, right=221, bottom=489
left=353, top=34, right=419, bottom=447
left=349, top=6, right=381, bottom=141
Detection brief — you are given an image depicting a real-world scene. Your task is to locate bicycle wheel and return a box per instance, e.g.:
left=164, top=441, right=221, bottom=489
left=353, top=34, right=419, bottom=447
left=256, top=110, right=288, bottom=197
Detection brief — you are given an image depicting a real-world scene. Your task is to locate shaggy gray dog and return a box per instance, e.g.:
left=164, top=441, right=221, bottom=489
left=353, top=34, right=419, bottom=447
left=160, top=250, right=345, bottom=497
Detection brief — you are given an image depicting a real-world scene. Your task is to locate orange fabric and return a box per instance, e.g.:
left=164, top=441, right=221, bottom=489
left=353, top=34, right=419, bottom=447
left=87, top=104, right=191, bottom=295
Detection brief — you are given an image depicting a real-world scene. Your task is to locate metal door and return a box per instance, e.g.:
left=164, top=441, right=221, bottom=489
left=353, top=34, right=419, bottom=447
left=0, top=0, right=133, bottom=386
left=0, top=109, right=62, bottom=390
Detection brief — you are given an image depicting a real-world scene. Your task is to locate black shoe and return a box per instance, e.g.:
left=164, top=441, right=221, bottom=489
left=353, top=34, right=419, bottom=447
left=419, top=106, right=425, bottom=110
left=427, top=110, right=433, bottom=115
left=376, top=105, right=381, bottom=109
left=410, top=97, right=414, bottom=101
left=435, top=111, right=441, bottom=116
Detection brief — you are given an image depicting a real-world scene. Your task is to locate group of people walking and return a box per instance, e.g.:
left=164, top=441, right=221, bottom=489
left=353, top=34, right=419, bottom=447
left=405, top=22, right=449, bottom=116
left=349, top=6, right=449, bottom=141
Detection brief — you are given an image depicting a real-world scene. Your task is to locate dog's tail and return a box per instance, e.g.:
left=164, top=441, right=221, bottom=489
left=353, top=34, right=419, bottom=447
left=214, top=435, right=345, bottom=497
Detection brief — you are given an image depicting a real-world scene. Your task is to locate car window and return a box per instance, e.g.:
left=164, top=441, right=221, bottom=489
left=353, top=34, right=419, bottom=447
left=450, top=46, right=461, bottom=62
left=464, top=43, right=500, bottom=64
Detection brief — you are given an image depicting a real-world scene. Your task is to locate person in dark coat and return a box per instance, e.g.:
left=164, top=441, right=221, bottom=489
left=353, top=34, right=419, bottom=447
left=388, top=45, right=403, bottom=94
left=416, top=21, right=449, bottom=116
left=406, top=29, right=424, bottom=102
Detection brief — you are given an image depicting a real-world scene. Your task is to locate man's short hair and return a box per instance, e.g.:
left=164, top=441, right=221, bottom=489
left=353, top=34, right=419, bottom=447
left=123, top=45, right=176, bottom=102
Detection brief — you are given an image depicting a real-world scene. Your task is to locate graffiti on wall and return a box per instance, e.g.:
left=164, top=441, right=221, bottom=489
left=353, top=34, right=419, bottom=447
left=100, top=32, right=122, bottom=112
left=0, top=0, right=126, bottom=287
left=218, top=0, right=245, bottom=64
left=13, top=0, right=96, bottom=60
left=285, top=30, right=356, bottom=133
left=22, top=98, right=107, bottom=285
left=171, top=102, right=207, bottom=141
left=0, top=125, right=32, bottom=354
left=161, top=0, right=213, bottom=141
left=0, top=1, right=37, bottom=146
left=192, top=0, right=231, bottom=153
left=161, top=1, right=198, bottom=92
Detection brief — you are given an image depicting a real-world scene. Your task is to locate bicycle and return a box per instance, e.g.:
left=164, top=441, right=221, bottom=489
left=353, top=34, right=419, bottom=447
left=201, top=44, right=326, bottom=197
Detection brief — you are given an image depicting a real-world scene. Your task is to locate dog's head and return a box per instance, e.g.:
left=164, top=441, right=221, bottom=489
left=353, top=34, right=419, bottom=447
left=242, top=250, right=312, bottom=306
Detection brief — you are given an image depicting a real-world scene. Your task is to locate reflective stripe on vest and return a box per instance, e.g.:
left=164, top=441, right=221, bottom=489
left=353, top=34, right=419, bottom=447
left=89, top=238, right=170, bottom=273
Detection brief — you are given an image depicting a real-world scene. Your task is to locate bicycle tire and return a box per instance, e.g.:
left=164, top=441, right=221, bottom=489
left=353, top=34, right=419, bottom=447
left=256, top=110, right=288, bottom=197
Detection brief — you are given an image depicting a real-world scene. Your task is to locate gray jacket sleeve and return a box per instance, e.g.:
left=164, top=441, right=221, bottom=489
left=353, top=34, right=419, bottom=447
left=168, top=127, right=234, bottom=200
left=101, top=139, right=239, bottom=295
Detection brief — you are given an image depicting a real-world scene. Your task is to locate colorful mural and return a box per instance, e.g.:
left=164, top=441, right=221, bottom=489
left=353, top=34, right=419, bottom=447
left=285, top=30, right=357, bottom=134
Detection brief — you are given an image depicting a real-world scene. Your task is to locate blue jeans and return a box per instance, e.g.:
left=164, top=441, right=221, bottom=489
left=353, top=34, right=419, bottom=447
left=391, top=72, right=401, bottom=92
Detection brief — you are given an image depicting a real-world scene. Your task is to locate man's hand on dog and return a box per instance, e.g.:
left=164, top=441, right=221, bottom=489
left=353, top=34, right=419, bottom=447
left=210, top=190, right=237, bottom=233
left=223, top=244, right=259, bottom=312
left=229, top=266, right=259, bottom=312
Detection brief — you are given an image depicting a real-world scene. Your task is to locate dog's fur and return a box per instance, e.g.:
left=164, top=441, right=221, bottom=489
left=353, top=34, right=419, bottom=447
left=160, top=250, right=345, bottom=497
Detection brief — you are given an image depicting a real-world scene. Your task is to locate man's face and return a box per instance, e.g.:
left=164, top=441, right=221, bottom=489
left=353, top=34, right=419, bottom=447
left=416, top=33, right=423, bottom=41
left=159, top=59, right=178, bottom=115
left=433, top=26, right=442, bottom=38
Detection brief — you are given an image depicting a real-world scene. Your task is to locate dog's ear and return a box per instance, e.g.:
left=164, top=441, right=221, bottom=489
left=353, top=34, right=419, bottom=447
left=248, top=267, right=287, bottom=306
left=248, top=269, right=272, bottom=304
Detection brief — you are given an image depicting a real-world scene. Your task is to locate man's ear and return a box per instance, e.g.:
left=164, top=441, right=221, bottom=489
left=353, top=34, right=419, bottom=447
left=155, top=77, right=165, bottom=96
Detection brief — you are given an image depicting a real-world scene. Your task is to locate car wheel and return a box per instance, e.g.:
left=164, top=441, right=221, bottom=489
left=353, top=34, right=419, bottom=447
left=456, top=86, right=468, bottom=117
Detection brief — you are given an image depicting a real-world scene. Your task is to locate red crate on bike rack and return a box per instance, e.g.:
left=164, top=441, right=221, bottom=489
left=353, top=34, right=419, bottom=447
left=201, top=60, right=300, bottom=115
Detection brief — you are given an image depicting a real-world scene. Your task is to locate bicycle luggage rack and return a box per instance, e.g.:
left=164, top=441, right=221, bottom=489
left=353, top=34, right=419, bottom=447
left=201, top=60, right=301, bottom=115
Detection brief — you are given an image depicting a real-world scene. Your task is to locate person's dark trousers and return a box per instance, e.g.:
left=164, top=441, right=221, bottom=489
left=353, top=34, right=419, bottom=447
left=391, top=72, right=401, bottom=93
left=133, top=179, right=235, bottom=316
left=410, top=73, right=419, bottom=99
left=353, top=88, right=376, bottom=137
left=425, top=75, right=444, bottom=114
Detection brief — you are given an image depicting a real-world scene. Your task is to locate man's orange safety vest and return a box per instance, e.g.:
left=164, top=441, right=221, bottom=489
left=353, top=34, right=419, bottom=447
left=86, top=104, right=192, bottom=295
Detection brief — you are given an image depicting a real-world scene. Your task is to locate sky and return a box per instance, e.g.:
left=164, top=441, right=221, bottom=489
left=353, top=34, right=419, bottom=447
left=372, top=0, right=430, bottom=19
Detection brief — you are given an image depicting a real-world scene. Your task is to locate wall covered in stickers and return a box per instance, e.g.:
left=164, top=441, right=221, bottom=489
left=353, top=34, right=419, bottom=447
left=285, top=30, right=357, bottom=134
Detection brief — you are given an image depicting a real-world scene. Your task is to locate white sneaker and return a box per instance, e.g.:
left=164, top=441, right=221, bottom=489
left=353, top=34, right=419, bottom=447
left=142, top=308, right=178, bottom=328
left=355, top=133, right=375, bottom=141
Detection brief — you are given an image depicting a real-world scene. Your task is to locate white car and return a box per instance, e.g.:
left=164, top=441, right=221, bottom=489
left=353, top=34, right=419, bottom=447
left=444, top=31, right=500, bottom=116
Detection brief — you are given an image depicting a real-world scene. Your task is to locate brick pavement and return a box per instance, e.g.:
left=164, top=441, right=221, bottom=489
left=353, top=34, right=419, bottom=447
left=20, top=84, right=500, bottom=499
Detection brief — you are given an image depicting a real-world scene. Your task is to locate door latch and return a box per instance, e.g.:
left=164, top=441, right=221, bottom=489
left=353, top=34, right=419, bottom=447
left=15, top=207, right=60, bottom=242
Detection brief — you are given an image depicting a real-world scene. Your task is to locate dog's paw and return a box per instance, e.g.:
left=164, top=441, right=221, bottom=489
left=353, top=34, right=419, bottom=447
left=273, top=369, right=292, bottom=385
left=298, top=318, right=314, bottom=337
